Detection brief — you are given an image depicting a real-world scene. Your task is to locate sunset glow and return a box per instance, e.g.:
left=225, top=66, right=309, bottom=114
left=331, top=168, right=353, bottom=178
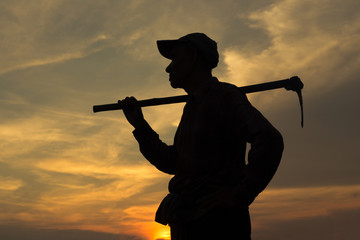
left=1, top=0, right=359, bottom=239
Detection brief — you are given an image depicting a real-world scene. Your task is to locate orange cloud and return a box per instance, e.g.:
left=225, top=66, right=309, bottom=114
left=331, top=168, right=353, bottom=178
left=251, top=185, right=360, bottom=229
left=0, top=176, right=23, bottom=191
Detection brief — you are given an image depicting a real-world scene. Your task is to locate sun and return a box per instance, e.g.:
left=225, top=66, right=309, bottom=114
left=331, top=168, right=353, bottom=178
left=152, top=225, right=171, bottom=240
left=139, top=221, right=171, bottom=240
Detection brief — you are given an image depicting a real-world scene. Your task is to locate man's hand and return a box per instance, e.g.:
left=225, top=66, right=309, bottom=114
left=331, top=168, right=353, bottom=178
left=120, top=97, right=147, bottom=129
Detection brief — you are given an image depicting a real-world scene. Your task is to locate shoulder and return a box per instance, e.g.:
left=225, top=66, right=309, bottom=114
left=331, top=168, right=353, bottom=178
left=211, top=79, right=250, bottom=106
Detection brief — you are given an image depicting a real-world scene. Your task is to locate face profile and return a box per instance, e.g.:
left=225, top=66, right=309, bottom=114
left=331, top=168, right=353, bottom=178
left=166, top=43, right=197, bottom=89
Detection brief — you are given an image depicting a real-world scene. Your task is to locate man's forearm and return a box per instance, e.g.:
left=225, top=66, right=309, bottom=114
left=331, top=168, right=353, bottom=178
left=133, top=124, right=177, bottom=175
left=244, top=129, right=284, bottom=198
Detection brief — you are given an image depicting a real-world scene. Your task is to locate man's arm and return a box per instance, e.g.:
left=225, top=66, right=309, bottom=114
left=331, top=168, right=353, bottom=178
left=197, top=93, right=283, bottom=210
left=240, top=106, right=284, bottom=203
left=121, top=97, right=177, bottom=174
left=213, top=87, right=283, bottom=205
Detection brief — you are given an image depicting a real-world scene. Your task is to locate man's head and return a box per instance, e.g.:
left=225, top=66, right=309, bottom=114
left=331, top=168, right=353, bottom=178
left=157, top=33, right=219, bottom=69
left=157, top=33, right=218, bottom=89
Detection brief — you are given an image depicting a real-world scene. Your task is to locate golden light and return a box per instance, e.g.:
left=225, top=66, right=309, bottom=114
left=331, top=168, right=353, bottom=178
left=153, top=226, right=171, bottom=240
left=139, top=221, right=171, bottom=240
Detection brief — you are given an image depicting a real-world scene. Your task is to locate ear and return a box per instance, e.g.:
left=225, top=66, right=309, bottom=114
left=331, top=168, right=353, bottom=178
left=189, top=46, right=199, bottom=65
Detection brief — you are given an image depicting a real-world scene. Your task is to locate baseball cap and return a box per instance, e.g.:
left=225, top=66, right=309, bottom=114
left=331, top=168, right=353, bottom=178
left=157, top=32, right=219, bottom=69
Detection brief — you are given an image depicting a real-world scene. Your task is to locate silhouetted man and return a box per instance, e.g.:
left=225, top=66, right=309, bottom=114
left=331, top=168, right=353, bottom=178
left=121, top=33, right=283, bottom=240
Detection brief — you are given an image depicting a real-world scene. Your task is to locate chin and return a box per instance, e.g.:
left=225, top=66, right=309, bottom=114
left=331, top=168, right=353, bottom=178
left=170, top=80, right=182, bottom=89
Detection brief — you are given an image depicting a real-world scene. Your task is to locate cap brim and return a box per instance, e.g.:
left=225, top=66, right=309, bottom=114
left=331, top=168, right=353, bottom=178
left=156, top=40, right=180, bottom=59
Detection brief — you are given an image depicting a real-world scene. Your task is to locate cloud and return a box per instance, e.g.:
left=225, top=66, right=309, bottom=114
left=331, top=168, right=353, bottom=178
left=0, top=225, right=142, bottom=240
left=222, top=0, right=360, bottom=106
left=0, top=0, right=277, bottom=75
left=264, top=58, right=360, bottom=189
left=249, top=185, right=360, bottom=240
left=252, top=208, right=360, bottom=240
left=0, top=176, right=23, bottom=191
left=0, top=104, right=170, bottom=238
left=5, top=34, right=112, bottom=74
left=252, top=185, right=360, bottom=224
left=0, top=1, right=110, bottom=74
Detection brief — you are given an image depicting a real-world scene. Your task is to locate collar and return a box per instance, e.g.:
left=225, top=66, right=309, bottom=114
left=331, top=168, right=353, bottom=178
left=189, top=77, right=218, bottom=101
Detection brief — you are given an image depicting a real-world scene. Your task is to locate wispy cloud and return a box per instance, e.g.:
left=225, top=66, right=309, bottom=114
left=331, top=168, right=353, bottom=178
left=251, top=185, right=360, bottom=229
left=222, top=0, right=360, bottom=106
left=0, top=176, right=23, bottom=191
left=0, top=34, right=113, bottom=75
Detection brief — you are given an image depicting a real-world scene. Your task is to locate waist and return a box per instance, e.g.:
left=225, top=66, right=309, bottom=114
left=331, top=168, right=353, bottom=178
left=168, top=170, right=243, bottom=195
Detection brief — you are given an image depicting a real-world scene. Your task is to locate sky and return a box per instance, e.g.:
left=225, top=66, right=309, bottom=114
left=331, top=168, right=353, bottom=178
left=0, top=0, right=359, bottom=239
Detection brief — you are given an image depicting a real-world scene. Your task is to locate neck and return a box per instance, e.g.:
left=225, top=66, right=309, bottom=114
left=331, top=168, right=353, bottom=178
left=183, top=70, right=213, bottom=97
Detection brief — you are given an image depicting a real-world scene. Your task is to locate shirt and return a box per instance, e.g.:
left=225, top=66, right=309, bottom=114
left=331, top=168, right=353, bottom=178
left=133, top=77, right=284, bottom=209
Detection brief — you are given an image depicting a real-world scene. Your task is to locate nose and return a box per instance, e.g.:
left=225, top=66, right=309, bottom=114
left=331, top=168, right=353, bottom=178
left=166, top=62, right=172, bottom=73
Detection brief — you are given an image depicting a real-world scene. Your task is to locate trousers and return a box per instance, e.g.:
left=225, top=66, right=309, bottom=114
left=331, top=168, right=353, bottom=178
left=169, top=206, right=251, bottom=240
